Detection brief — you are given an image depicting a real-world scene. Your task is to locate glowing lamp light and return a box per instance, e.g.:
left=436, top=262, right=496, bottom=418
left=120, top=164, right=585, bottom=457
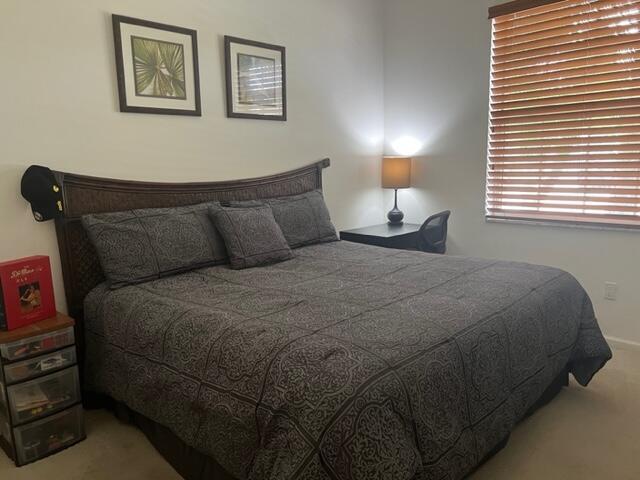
left=391, top=136, right=423, bottom=156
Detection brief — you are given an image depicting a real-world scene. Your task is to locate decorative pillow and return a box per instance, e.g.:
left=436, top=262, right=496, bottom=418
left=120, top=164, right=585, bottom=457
left=227, top=190, right=338, bottom=248
left=82, top=202, right=227, bottom=288
left=209, top=205, right=293, bottom=269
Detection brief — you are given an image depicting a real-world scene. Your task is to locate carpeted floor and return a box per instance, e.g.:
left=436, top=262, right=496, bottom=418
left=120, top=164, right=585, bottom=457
left=1, top=344, right=638, bottom=480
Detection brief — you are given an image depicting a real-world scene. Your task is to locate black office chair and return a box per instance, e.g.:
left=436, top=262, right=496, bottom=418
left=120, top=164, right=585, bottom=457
left=416, top=210, right=451, bottom=254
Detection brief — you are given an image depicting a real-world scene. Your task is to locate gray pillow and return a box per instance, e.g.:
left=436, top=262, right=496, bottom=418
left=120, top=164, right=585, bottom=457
left=228, top=190, right=338, bottom=248
left=82, top=202, right=227, bottom=288
left=209, top=205, right=293, bottom=269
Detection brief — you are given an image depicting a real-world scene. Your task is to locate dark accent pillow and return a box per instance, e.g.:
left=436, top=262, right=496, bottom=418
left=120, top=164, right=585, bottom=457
left=209, top=205, right=293, bottom=269
left=227, top=190, right=338, bottom=248
left=82, top=202, right=227, bottom=288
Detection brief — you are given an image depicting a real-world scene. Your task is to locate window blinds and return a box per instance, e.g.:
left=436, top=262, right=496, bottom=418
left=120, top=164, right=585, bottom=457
left=487, top=0, right=640, bottom=227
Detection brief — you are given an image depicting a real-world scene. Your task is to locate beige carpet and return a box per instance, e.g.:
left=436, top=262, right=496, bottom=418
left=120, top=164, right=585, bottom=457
left=1, top=344, right=638, bottom=480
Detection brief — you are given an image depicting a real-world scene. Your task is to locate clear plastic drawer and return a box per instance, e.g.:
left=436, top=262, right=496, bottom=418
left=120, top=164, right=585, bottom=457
left=13, top=405, right=84, bottom=465
left=3, top=347, right=76, bottom=384
left=6, top=367, right=80, bottom=424
left=0, top=327, right=74, bottom=362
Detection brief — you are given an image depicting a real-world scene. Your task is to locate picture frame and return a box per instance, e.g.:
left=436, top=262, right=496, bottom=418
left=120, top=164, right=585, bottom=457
left=224, top=36, right=287, bottom=121
left=112, top=15, right=201, bottom=116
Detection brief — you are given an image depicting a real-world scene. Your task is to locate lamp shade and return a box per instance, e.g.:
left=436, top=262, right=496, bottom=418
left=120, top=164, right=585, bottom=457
left=382, top=156, right=411, bottom=189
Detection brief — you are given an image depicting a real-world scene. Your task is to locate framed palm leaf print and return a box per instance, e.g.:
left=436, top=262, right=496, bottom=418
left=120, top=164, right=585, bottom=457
left=113, top=15, right=201, bottom=116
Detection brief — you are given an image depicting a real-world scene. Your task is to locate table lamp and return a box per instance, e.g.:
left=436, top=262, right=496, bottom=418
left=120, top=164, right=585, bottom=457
left=382, top=156, right=411, bottom=225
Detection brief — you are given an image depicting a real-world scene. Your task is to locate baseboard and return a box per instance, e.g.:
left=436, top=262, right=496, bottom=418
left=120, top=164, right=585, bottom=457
left=605, top=336, right=640, bottom=352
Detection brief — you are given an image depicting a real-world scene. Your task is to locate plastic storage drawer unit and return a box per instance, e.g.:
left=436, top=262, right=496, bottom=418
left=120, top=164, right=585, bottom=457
left=0, top=312, right=84, bottom=467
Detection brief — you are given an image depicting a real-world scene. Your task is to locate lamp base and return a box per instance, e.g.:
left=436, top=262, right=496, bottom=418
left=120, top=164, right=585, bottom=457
left=387, top=207, right=404, bottom=225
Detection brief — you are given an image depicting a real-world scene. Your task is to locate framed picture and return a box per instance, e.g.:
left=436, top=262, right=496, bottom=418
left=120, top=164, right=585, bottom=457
left=224, top=36, right=286, bottom=121
left=112, top=15, right=201, bottom=116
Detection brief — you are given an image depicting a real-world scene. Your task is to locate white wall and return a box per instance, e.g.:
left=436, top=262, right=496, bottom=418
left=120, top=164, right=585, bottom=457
left=3, top=0, right=637, bottom=344
left=384, top=0, right=640, bottom=344
left=0, top=0, right=385, bottom=312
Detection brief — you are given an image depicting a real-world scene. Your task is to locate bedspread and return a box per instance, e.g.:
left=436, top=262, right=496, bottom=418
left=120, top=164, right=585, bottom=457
left=84, top=241, right=612, bottom=479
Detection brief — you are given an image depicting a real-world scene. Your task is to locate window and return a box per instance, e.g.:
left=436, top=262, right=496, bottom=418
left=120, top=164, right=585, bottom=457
left=487, top=0, right=640, bottom=228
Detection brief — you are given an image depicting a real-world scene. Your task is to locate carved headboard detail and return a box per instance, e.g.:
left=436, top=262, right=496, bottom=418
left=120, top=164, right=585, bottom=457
left=53, top=158, right=330, bottom=324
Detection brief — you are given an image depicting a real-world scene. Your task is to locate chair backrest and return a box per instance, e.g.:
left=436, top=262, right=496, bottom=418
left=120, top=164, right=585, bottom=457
left=417, top=210, right=451, bottom=254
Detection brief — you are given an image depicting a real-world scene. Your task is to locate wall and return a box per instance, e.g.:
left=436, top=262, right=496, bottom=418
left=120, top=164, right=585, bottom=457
left=0, top=0, right=385, bottom=312
left=384, top=0, right=640, bottom=344
left=3, top=0, right=637, bottom=344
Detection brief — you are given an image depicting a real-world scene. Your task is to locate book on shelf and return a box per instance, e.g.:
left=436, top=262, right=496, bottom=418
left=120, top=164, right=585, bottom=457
left=0, top=256, right=55, bottom=331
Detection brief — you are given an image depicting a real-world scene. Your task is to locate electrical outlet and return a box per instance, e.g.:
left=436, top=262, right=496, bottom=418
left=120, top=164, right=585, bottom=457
left=604, top=282, right=618, bottom=301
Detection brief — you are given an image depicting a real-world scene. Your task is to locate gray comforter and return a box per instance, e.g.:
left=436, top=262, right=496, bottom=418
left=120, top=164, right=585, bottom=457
left=84, top=241, right=612, bottom=480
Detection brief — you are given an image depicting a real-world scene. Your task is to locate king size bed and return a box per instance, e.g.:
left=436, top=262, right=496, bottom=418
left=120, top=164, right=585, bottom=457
left=52, top=159, right=612, bottom=480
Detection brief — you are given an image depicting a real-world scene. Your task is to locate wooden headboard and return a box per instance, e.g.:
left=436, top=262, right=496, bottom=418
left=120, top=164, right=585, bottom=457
left=52, top=158, right=330, bottom=324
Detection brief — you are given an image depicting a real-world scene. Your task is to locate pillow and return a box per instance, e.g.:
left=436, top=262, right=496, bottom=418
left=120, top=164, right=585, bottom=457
left=209, top=205, right=293, bottom=269
left=227, top=190, right=338, bottom=248
left=82, top=202, right=227, bottom=288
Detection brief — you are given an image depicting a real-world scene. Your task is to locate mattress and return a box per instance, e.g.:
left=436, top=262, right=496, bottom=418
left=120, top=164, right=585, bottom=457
left=84, top=241, right=612, bottom=480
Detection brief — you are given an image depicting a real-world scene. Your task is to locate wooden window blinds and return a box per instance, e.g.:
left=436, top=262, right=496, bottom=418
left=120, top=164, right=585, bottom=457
left=487, top=0, right=640, bottom=228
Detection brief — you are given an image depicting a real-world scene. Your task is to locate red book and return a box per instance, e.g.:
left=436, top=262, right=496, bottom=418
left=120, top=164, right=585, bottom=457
left=0, top=256, right=56, bottom=331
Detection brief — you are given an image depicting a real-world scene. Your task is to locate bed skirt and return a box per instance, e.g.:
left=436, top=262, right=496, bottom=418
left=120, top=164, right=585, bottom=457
left=84, top=367, right=569, bottom=480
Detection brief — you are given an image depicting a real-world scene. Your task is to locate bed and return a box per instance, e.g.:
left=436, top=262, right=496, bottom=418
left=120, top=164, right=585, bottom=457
left=52, top=159, right=612, bottom=480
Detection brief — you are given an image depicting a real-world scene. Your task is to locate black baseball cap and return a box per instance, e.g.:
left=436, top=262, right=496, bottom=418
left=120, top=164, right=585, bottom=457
left=21, top=165, right=64, bottom=222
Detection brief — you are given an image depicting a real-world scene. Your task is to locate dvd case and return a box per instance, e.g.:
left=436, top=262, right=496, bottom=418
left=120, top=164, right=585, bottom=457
left=0, top=256, right=55, bottom=331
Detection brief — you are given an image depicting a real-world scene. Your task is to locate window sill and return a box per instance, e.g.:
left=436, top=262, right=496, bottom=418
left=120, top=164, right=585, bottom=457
left=485, top=216, right=640, bottom=233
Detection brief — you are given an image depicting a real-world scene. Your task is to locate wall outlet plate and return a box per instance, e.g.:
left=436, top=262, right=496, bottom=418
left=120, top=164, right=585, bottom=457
left=605, top=282, right=618, bottom=301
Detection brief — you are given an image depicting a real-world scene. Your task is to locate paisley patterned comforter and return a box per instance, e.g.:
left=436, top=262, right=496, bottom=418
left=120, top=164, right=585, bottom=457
left=84, top=241, right=612, bottom=480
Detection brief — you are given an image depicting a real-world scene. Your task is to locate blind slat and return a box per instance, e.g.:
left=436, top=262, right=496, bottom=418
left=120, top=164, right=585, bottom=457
left=487, top=186, right=637, bottom=198
left=492, top=88, right=640, bottom=111
left=490, top=152, right=640, bottom=162
left=487, top=178, right=640, bottom=186
left=492, top=69, right=640, bottom=96
left=491, top=107, right=640, bottom=126
left=492, top=116, right=640, bottom=134
left=490, top=144, right=640, bottom=155
left=489, top=161, right=640, bottom=169
left=491, top=99, right=640, bottom=119
left=487, top=209, right=640, bottom=219
left=489, top=171, right=640, bottom=178
left=493, top=79, right=640, bottom=104
left=487, top=184, right=639, bottom=191
left=489, top=194, right=640, bottom=204
left=491, top=125, right=640, bottom=140
left=488, top=214, right=640, bottom=228
left=488, top=202, right=640, bottom=213
left=490, top=134, right=640, bottom=147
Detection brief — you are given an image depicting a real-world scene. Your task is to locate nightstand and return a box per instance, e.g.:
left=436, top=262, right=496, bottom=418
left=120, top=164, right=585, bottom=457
left=340, top=223, right=422, bottom=250
left=0, top=313, right=85, bottom=466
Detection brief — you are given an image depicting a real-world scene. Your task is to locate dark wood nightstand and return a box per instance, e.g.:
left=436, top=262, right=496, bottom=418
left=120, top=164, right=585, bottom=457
left=0, top=313, right=85, bottom=466
left=340, top=223, right=423, bottom=250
